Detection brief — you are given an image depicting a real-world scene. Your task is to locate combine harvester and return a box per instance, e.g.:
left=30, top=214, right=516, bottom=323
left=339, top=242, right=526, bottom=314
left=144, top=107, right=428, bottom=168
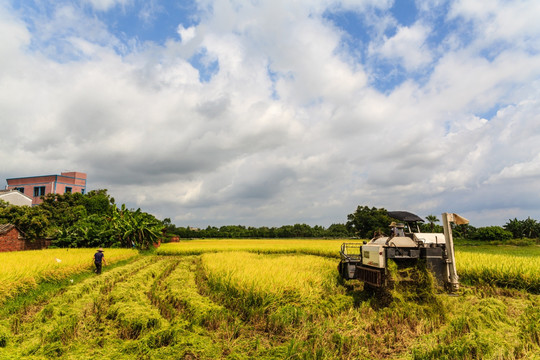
left=338, top=211, right=468, bottom=292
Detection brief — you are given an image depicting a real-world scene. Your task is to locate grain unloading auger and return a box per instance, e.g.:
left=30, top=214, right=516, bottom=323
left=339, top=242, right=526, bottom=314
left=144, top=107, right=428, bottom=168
left=338, top=211, right=469, bottom=292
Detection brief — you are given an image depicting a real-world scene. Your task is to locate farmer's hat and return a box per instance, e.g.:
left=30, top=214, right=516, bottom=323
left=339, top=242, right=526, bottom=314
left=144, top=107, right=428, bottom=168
left=97, top=248, right=104, bottom=252
left=389, top=221, right=397, bottom=227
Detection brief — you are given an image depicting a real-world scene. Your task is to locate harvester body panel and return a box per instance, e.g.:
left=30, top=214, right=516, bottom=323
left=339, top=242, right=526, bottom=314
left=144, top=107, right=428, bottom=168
left=361, top=245, right=385, bottom=268
left=413, top=233, right=446, bottom=244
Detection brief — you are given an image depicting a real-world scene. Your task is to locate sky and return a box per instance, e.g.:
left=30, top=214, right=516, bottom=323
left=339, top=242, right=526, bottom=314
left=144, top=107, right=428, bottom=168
left=1, top=0, right=540, bottom=228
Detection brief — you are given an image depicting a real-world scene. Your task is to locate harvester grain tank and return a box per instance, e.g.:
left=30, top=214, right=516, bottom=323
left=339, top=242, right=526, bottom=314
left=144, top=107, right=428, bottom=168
left=338, top=211, right=469, bottom=291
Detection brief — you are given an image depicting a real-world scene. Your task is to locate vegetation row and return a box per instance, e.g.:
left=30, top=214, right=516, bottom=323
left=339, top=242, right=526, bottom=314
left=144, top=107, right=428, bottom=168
left=2, top=194, right=540, bottom=250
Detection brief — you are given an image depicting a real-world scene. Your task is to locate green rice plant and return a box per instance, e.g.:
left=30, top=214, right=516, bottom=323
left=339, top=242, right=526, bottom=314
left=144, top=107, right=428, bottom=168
left=0, top=248, right=137, bottom=303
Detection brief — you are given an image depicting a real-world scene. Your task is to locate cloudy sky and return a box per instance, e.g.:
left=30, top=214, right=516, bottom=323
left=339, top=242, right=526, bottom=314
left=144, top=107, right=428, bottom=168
left=1, top=0, right=540, bottom=228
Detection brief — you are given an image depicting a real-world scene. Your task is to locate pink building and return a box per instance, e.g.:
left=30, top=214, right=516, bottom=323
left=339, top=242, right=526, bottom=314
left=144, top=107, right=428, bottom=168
left=5, top=171, right=87, bottom=205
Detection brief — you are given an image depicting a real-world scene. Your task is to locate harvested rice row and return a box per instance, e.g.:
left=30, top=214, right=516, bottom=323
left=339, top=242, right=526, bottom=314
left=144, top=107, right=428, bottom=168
left=106, top=258, right=175, bottom=340
left=154, top=257, right=229, bottom=329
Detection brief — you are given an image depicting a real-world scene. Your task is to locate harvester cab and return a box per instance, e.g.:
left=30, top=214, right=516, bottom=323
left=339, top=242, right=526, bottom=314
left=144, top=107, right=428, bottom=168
left=338, top=211, right=468, bottom=292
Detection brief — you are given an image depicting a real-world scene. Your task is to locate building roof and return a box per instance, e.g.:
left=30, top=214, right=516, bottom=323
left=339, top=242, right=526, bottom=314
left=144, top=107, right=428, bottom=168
left=0, top=223, right=16, bottom=236
left=0, top=190, right=33, bottom=203
left=6, top=171, right=87, bottom=181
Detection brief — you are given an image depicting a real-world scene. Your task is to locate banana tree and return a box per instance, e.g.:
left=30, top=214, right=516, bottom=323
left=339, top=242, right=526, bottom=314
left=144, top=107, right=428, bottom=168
left=109, top=205, right=163, bottom=250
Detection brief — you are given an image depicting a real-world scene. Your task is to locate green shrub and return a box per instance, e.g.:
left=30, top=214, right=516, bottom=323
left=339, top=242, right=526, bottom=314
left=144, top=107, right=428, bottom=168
left=470, top=226, right=513, bottom=241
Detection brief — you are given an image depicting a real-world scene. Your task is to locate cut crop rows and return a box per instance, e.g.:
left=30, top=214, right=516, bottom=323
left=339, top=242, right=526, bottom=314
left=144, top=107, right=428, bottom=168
left=0, top=250, right=538, bottom=359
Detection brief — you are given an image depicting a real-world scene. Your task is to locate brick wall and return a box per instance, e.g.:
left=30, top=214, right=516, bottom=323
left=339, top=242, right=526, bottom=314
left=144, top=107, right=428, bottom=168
left=0, top=227, right=25, bottom=252
left=24, top=239, right=52, bottom=251
left=0, top=227, right=51, bottom=252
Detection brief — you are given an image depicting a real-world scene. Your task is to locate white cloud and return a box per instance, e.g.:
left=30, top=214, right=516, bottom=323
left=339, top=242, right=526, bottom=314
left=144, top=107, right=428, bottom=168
left=83, top=0, right=132, bottom=12
left=486, top=154, right=540, bottom=184
left=449, top=0, right=540, bottom=47
left=177, top=25, right=196, bottom=43
left=1, top=0, right=540, bottom=227
left=371, top=23, right=433, bottom=71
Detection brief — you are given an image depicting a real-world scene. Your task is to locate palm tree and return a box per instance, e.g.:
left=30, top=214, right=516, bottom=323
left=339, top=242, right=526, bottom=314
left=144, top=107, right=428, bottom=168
left=425, top=215, right=439, bottom=232
left=522, top=217, right=538, bottom=238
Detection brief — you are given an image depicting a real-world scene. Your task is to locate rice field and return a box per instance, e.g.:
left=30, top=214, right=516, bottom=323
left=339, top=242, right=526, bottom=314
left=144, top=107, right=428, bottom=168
left=0, top=248, right=138, bottom=303
left=456, top=245, right=540, bottom=293
left=157, top=239, right=344, bottom=257
left=0, top=242, right=538, bottom=359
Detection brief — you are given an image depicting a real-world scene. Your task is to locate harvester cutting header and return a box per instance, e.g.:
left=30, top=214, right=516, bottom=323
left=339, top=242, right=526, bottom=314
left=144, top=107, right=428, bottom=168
left=338, top=211, right=469, bottom=291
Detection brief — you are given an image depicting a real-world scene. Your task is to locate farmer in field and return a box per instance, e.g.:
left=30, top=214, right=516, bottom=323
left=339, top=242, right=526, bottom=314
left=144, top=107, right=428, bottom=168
left=93, top=248, right=106, bottom=274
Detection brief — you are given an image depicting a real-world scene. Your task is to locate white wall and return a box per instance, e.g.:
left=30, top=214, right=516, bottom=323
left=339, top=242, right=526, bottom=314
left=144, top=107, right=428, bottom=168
left=0, top=192, right=32, bottom=206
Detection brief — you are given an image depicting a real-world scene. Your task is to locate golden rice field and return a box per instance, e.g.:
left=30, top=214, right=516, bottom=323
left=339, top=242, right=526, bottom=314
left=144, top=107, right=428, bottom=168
left=0, top=241, right=538, bottom=359
left=202, top=252, right=337, bottom=298
left=201, top=252, right=349, bottom=315
left=157, top=239, right=344, bottom=257
left=0, top=248, right=138, bottom=303
left=455, top=246, right=540, bottom=293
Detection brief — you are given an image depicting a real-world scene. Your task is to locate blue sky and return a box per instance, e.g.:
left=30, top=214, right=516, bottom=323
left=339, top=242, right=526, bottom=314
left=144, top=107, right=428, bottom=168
left=1, top=0, right=540, bottom=227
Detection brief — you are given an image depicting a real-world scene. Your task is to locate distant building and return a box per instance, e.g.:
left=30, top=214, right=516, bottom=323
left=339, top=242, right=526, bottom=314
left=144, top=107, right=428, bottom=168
left=5, top=171, right=87, bottom=205
left=0, top=189, right=32, bottom=206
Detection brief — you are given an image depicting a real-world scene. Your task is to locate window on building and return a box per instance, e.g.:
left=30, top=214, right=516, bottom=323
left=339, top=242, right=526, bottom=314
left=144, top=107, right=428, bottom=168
left=34, top=186, right=46, bottom=197
left=81, top=189, right=86, bottom=195
left=14, top=187, right=25, bottom=194
left=65, top=187, right=72, bottom=193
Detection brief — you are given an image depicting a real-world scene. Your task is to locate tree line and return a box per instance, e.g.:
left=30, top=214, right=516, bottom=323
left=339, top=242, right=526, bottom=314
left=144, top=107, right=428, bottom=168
left=166, top=223, right=351, bottom=239
left=167, top=206, right=540, bottom=242
left=2, top=195, right=539, bottom=248
left=344, top=206, right=540, bottom=242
